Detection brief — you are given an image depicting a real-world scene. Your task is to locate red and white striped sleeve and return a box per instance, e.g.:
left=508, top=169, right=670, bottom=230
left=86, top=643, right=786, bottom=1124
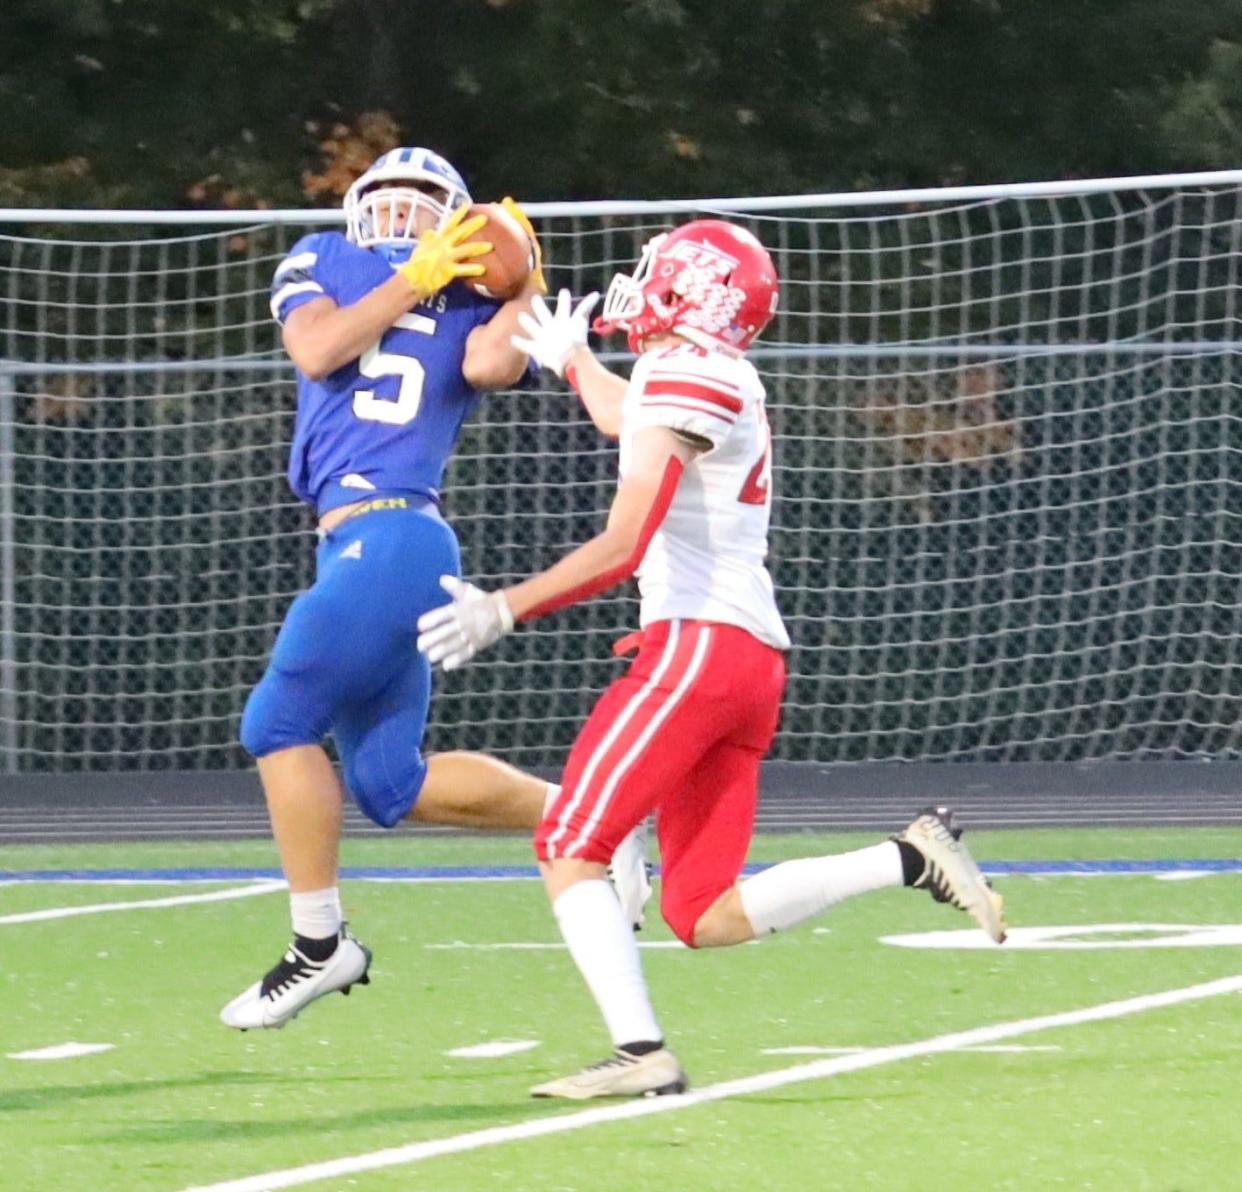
left=627, top=347, right=749, bottom=448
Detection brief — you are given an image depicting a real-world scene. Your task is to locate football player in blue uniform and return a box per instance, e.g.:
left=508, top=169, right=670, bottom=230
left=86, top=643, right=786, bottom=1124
left=221, top=148, right=640, bottom=1030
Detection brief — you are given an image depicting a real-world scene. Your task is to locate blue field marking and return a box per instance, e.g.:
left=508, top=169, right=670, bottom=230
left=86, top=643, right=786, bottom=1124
left=986, top=859, right=1242, bottom=875
left=1, top=858, right=1240, bottom=883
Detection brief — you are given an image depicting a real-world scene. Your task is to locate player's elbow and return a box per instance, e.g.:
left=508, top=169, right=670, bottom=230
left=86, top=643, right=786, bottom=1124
left=463, top=349, right=526, bottom=392
left=588, top=410, right=623, bottom=439
left=284, top=338, right=335, bottom=382
left=299, top=359, right=332, bottom=383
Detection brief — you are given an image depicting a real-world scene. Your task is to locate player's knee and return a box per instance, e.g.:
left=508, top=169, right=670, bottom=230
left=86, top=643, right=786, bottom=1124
left=663, top=908, right=701, bottom=948
left=661, top=882, right=741, bottom=948
left=342, top=746, right=425, bottom=830
left=533, top=826, right=610, bottom=867
left=533, top=800, right=613, bottom=865
left=533, top=818, right=556, bottom=862
left=239, top=675, right=326, bottom=758
left=689, top=900, right=746, bottom=948
left=660, top=887, right=708, bottom=948
left=534, top=793, right=571, bottom=861
left=238, top=691, right=265, bottom=757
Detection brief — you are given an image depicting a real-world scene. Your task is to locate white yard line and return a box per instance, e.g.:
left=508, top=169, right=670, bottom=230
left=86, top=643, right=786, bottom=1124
left=445, top=1041, right=541, bottom=1059
left=8, top=1042, right=116, bottom=1060
left=0, top=881, right=285, bottom=925
left=758, top=1044, right=1061, bottom=1056
left=182, top=973, right=1242, bottom=1192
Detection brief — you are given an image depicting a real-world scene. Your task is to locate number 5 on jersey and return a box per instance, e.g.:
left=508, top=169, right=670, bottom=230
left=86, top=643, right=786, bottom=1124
left=352, top=312, right=436, bottom=426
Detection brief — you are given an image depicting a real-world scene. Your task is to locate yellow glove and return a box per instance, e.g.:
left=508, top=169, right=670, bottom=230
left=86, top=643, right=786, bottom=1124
left=500, top=195, right=547, bottom=294
left=396, top=203, right=491, bottom=300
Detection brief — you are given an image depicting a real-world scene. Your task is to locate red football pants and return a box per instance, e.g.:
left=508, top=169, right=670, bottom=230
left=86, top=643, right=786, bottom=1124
left=535, top=619, right=786, bottom=945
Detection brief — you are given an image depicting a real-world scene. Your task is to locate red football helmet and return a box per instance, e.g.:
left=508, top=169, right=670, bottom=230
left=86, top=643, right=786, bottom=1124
left=595, top=219, right=779, bottom=355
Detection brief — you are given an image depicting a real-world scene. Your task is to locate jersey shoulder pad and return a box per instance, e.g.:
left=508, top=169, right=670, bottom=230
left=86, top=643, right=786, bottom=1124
left=627, top=345, right=753, bottom=447
left=269, top=231, right=344, bottom=324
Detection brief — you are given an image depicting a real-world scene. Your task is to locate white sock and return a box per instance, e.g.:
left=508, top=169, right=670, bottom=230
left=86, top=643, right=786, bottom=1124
left=739, top=841, right=904, bottom=937
left=543, top=782, right=561, bottom=817
left=553, top=879, right=661, bottom=1048
left=290, top=887, right=343, bottom=940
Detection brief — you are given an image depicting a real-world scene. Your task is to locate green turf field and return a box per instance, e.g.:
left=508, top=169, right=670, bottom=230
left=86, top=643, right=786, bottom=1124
left=2, top=828, right=1240, bottom=1191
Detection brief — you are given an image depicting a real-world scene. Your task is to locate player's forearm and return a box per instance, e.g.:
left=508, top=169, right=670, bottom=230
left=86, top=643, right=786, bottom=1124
left=287, top=276, right=421, bottom=379
left=564, top=348, right=627, bottom=437
left=503, top=529, right=639, bottom=622
left=504, top=451, right=685, bottom=622
left=463, top=282, right=542, bottom=390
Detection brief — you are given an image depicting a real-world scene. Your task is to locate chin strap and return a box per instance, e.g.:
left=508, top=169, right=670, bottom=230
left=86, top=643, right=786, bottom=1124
left=376, top=242, right=415, bottom=267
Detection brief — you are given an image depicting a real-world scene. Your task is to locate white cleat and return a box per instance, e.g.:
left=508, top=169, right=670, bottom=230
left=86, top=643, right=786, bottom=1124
left=220, top=927, right=372, bottom=1030
left=607, top=818, right=654, bottom=931
left=530, top=1047, right=689, bottom=1100
left=895, top=806, right=1008, bottom=944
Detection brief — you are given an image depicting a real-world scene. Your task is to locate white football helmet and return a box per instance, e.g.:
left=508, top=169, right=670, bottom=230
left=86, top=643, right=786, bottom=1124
left=344, top=147, right=471, bottom=249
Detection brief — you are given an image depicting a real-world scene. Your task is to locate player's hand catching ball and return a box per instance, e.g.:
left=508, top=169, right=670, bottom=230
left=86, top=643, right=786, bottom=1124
left=397, top=204, right=492, bottom=300
left=417, top=575, right=514, bottom=671
left=511, top=288, right=600, bottom=378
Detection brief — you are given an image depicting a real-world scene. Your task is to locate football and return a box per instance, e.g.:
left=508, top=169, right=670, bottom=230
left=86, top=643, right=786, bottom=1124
left=463, top=203, right=535, bottom=301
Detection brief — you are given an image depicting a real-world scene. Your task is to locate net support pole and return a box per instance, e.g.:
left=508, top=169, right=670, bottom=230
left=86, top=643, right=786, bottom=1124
left=0, top=368, right=15, bottom=774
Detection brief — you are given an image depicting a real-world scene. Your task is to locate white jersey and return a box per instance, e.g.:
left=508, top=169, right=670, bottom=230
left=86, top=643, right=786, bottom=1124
left=619, top=344, right=790, bottom=650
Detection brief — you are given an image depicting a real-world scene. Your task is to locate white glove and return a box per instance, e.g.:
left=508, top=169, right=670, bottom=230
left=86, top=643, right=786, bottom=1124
left=510, top=288, right=600, bottom=378
left=416, top=575, right=515, bottom=671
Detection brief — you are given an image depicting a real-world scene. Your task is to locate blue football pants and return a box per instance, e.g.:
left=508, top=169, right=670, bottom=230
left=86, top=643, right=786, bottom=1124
left=240, top=505, right=460, bottom=827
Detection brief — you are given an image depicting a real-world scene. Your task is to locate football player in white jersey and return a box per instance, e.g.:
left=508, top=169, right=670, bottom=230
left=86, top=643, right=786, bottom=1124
left=418, top=220, right=1006, bottom=1099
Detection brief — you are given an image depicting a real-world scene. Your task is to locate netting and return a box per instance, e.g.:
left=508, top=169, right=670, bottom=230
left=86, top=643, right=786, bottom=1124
left=3, top=173, right=1242, bottom=772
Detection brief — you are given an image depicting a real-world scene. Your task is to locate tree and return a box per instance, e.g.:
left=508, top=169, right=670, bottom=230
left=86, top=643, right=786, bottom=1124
left=1157, top=39, right=1242, bottom=167
left=0, top=0, right=330, bottom=207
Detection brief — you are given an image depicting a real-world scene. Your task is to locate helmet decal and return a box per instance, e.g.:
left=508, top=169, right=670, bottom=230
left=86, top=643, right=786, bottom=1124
left=597, top=220, right=778, bottom=355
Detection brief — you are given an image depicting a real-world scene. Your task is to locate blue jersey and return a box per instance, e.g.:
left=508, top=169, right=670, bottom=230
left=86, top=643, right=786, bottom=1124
left=270, top=231, right=523, bottom=516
